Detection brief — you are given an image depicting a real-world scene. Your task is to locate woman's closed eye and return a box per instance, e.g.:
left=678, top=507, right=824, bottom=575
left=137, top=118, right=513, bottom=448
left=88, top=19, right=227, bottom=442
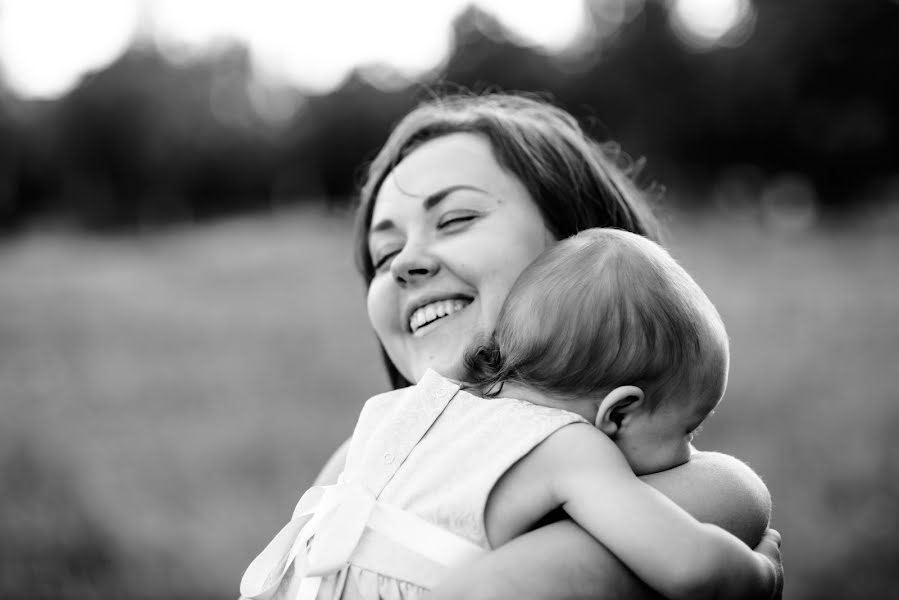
left=373, top=249, right=400, bottom=271
left=437, top=210, right=479, bottom=230
left=370, top=210, right=483, bottom=270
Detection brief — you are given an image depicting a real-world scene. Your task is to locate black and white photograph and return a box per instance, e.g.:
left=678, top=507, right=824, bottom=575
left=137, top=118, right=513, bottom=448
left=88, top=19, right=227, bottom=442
left=0, top=1, right=896, bottom=599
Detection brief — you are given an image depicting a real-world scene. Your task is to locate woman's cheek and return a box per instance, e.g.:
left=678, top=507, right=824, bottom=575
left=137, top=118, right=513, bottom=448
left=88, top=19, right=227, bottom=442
left=366, top=278, right=396, bottom=338
left=482, top=264, right=519, bottom=316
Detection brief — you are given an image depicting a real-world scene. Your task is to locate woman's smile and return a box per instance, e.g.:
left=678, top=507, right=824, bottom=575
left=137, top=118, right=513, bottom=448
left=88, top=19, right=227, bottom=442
left=409, top=297, right=473, bottom=334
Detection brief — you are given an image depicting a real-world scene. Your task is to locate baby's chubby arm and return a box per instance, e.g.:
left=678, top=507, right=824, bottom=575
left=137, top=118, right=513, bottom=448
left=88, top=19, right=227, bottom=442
left=542, top=424, right=776, bottom=600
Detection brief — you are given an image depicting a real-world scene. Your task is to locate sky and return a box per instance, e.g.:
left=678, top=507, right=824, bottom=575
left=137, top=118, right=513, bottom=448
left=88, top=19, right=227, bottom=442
left=0, top=0, right=755, bottom=100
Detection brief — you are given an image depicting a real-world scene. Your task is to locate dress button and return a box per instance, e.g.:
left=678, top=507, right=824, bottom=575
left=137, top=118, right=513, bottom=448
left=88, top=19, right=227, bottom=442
left=384, top=452, right=394, bottom=464
left=436, top=387, right=449, bottom=400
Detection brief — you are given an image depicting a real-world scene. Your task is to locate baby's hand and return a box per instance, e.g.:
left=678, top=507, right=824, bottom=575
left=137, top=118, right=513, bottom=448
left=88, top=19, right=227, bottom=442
left=755, top=528, right=783, bottom=599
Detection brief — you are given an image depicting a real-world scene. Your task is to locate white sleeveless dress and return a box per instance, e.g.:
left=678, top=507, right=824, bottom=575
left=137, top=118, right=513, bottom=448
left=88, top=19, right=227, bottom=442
left=241, top=369, right=587, bottom=600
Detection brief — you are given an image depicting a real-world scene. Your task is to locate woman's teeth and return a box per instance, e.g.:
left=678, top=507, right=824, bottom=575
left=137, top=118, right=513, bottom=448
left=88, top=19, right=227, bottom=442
left=410, top=299, right=470, bottom=332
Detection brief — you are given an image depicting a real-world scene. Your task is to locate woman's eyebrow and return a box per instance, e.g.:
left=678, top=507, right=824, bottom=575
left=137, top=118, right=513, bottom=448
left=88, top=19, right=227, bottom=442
left=422, top=184, right=488, bottom=210
left=370, top=184, right=489, bottom=234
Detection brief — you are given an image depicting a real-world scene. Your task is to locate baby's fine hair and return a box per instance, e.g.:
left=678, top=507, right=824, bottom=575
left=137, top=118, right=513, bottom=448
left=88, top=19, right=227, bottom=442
left=465, top=228, right=729, bottom=431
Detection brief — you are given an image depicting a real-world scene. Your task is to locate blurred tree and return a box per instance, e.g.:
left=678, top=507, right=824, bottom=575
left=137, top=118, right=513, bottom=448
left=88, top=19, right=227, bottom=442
left=58, top=43, right=282, bottom=228
left=1, top=0, right=897, bottom=229
left=278, top=71, right=418, bottom=203
left=9, top=43, right=283, bottom=229
left=0, top=97, right=20, bottom=227
left=440, top=0, right=899, bottom=209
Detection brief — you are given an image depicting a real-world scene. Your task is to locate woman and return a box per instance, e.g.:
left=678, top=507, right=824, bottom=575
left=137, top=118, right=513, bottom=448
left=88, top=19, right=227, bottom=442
left=316, top=93, right=783, bottom=598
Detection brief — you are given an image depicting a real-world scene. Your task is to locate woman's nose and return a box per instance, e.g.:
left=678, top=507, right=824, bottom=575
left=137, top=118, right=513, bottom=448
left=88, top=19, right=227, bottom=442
left=390, top=243, right=439, bottom=286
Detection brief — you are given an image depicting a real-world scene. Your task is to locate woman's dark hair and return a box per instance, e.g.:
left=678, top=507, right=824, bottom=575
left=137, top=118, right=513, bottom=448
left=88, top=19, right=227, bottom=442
left=354, top=92, right=662, bottom=389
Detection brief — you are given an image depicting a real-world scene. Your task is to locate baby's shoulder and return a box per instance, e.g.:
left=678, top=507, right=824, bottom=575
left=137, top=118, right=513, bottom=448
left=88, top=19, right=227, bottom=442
left=508, top=422, right=628, bottom=489
left=357, top=386, right=412, bottom=424
left=363, top=386, right=409, bottom=408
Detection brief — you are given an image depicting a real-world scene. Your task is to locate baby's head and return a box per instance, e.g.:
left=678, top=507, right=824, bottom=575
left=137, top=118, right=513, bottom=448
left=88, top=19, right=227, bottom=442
left=464, top=228, right=729, bottom=474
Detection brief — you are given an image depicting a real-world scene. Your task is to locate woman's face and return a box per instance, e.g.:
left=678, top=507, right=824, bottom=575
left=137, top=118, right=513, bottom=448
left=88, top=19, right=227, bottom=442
left=366, top=132, right=556, bottom=383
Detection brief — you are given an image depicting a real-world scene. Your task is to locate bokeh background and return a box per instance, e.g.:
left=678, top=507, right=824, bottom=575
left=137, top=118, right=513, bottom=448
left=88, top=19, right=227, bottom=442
left=1, top=0, right=897, bottom=598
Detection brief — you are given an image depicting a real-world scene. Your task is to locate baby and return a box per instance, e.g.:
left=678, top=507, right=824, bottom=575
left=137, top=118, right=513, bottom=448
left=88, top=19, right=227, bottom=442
left=464, top=226, right=728, bottom=478
left=241, top=228, right=774, bottom=600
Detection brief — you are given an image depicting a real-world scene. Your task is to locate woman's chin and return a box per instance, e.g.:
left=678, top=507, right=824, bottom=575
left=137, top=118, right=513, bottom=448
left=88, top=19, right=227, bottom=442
left=405, top=326, right=480, bottom=382
left=408, top=352, right=468, bottom=384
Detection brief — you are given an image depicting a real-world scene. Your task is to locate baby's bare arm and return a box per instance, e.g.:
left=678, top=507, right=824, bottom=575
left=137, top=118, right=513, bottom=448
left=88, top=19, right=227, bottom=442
left=431, top=442, right=777, bottom=600
left=538, top=426, right=773, bottom=599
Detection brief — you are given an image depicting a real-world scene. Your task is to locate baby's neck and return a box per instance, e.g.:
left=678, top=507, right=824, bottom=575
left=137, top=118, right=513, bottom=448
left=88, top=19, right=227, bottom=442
left=497, top=381, right=597, bottom=423
left=497, top=381, right=692, bottom=475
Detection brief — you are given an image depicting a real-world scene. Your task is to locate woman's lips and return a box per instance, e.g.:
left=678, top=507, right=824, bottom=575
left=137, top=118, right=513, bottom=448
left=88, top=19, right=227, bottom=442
left=410, top=298, right=472, bottom=333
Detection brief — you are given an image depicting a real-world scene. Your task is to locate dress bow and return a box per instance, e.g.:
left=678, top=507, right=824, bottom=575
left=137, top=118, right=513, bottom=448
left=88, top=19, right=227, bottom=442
left=239, top=481, right=376, bottom=600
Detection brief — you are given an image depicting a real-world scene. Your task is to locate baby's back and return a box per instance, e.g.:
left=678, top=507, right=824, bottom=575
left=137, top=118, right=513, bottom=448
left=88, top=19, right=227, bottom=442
left=245, top=371, right=588, bottom=600
left=346, top=370, right=587, bottom=549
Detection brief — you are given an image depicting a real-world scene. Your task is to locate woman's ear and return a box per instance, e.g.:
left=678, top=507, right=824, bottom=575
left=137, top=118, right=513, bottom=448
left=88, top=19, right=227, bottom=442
left=595, top=386, right=645, bottom=436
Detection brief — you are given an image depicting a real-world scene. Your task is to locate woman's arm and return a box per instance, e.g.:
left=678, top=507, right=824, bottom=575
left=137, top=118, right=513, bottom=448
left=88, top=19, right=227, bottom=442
left=641, top=449, right=772, bottom=546
left=431, top=520, right=654, bottom=600
left=430, top=449, right=778, bottom=600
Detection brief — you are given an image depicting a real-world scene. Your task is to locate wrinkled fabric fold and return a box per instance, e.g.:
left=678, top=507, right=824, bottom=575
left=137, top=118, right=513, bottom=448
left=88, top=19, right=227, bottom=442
left=241, top=370, right=524, bottom=600
left=240, top=480, right=483, bottom=600
left=240, top=482, right=375, bottom=600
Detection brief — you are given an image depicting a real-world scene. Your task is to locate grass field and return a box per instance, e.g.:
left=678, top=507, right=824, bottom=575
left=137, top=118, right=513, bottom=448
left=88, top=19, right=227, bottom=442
left=1, top=205, right=897, bottom=599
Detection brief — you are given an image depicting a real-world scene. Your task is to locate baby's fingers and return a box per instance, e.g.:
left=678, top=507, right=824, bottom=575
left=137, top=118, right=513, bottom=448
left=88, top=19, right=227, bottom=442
left=758, top=528, right=781, bottom=553
left=755, top=528, right=783, bottom=600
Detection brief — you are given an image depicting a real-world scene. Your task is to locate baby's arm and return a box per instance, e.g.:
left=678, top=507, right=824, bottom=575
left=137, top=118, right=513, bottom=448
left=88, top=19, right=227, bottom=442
left=429, top=451, right=777, bottom=600
left=542, top=424, right=776, bottom=600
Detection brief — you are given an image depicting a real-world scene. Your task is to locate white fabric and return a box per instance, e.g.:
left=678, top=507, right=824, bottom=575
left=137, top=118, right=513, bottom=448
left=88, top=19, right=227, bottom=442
left=240, top=481, right=483, bottom=600
left=361, top=371, right=589, bottom=549
left=241, top=369, right=588, bottom=600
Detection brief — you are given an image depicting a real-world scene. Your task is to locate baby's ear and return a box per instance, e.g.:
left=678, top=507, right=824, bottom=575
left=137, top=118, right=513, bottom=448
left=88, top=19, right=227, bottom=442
left=595, top=386, right=646, bottom=437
